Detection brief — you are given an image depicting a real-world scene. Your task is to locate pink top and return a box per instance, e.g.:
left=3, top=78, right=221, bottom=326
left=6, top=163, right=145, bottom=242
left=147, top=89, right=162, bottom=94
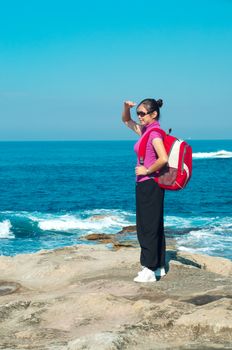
left=134, top=120, right=163, bottom=182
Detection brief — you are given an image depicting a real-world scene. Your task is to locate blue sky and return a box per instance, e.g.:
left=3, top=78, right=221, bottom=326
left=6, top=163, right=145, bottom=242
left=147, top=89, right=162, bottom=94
left=0, top=0, right=231, bottom=140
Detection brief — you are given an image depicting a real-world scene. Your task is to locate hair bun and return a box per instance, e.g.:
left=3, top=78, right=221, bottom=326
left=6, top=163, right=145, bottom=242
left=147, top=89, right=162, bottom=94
left=156, top=99, right=163, bottom=108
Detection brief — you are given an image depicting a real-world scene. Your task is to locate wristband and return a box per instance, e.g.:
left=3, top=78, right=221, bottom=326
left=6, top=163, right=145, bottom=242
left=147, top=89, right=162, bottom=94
left=146, top=168, right=150, bottom=175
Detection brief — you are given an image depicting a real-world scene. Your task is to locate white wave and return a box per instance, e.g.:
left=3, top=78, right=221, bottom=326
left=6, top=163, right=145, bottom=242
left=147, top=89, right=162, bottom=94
left=177, top=246, right=212, bottom=254
left=175, top=224, right=232, bottom=258
left=37, top=213, right=131, bottom=232
left=0, top=209, right=135, bottom=234
left=0, top=220, right=14, bottom=239
left=83, top=208, right=135, bottom=217
left=193, top=150, right=232, bottom=159
left=165, top=215, right=217, bottom=228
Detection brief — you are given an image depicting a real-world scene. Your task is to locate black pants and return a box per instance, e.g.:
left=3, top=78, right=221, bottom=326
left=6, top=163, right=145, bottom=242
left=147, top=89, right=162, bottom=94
left=136, top=179, right=165, bottom=271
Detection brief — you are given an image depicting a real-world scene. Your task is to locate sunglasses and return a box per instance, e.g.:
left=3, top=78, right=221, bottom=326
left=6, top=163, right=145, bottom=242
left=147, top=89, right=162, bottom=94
left=136, top=109, right=155, bottom=117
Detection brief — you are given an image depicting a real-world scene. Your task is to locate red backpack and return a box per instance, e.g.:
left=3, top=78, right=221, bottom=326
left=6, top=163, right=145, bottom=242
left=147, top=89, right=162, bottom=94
left=138, top=128, right=192, bottom=190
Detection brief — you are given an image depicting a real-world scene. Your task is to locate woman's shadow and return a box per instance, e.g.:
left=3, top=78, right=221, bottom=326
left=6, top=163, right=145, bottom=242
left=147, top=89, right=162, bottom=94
left=156, top=249, right=201, bottom=281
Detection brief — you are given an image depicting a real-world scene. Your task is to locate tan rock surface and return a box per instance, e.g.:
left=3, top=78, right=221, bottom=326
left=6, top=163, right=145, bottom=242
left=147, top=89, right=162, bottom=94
left=177, top=251, right=232, bottom=276
left=0, top=244, right=232, bottom=350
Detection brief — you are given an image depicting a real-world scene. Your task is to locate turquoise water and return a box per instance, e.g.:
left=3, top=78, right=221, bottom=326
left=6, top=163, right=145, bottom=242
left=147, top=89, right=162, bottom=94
left=0, top=140, right=231, bottom=258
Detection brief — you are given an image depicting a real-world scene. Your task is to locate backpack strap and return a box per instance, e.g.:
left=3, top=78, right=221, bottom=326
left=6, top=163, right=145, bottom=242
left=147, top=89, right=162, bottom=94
left=138, top=128, right=166, bottom=165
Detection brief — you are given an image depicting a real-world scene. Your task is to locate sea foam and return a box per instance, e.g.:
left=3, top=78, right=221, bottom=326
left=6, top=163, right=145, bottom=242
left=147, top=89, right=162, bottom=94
left=175, top=220, right=232, bottom=259
left=0, top=220, right=14, bottom=239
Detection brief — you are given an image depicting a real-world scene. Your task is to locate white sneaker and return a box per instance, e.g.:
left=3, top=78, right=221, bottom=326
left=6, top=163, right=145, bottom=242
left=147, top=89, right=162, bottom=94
left=133, top=267, right=157, bottom=282
left=155, top=267, right=166, bottom=277
left=137, top=266, right=145, bottom=276
left=138, top=266, right=166, bottom=277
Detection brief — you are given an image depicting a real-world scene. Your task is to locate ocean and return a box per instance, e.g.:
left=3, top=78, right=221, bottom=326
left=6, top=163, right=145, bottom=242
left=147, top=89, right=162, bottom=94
left=0, top=140, right=232, bottom=259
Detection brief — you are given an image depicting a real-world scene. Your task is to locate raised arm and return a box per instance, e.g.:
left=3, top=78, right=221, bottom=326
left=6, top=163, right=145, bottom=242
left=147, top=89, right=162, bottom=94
left=122, top=101, right=143, bottom=136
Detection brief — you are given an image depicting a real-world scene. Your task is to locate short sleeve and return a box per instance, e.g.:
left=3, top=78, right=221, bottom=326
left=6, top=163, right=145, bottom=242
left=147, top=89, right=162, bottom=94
left=150, top=130, right=163, bottom=141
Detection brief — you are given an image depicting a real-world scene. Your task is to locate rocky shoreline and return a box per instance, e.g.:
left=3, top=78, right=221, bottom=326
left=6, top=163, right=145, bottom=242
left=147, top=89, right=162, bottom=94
left=0, top=232, right=232, bottom=350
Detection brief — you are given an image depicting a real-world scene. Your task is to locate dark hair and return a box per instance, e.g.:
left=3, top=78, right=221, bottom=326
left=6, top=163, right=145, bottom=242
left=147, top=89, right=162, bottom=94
left=137, top=98, right=163, bottom=120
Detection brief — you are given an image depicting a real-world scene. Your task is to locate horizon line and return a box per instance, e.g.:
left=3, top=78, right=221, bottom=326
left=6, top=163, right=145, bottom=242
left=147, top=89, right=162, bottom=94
left=0, top=138, right=232, bottom=142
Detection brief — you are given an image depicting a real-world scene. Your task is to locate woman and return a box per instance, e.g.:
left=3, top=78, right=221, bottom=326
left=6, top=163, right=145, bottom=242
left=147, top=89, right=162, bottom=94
left=122, top=98, right=168, bottom=282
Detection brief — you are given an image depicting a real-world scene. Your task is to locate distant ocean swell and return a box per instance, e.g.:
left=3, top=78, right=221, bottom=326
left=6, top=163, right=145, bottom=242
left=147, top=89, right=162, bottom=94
left=0, top=209, right=231, bottom=259
left=192, top=150, right=232, bottom=159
